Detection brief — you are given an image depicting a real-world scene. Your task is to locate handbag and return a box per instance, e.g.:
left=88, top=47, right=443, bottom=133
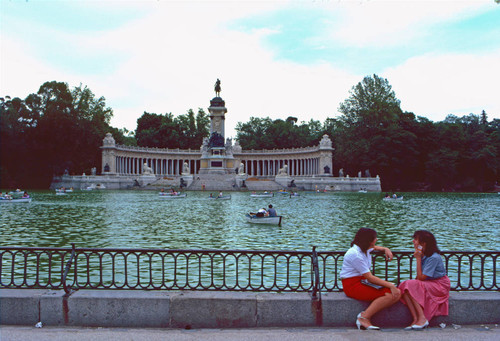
left=361, top=279, right=384, bottom=290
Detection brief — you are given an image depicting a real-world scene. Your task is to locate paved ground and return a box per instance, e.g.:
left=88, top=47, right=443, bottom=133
left=1, top=324, right=499, bottom=341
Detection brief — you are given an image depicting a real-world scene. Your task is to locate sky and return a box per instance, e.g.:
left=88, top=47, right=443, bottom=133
left=1, top=0, right=499, bottom=139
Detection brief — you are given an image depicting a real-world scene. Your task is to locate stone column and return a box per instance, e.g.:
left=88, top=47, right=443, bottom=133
left=102, top=133, right=117, bottom=174
left=318, top=134, right=333, bottom=176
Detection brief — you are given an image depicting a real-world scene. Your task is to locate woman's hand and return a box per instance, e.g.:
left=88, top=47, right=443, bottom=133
left=374, top=245, right=394, bottom=261
left=389, top=285, right=401, bottom=300
left=414, top=244, right=423, bottom=259
left=383, top=247, right=394, bottom=261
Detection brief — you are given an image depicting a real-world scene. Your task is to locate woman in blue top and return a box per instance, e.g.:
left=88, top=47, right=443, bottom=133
left=398, top=230, right=450, bottom=329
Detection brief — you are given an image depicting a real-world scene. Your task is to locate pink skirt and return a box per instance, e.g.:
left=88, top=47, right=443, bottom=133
left=398, top=276, right=450, bottom=321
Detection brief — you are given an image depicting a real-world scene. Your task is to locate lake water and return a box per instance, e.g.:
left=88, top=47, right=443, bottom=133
left=1, top=190, right=499, bottom=252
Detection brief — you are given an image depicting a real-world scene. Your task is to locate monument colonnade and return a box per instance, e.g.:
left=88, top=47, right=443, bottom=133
left=108, top=144, right=327, bottom=177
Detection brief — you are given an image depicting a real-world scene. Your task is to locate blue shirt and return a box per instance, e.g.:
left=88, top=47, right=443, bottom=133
left=422, top=252, right=446, bottom=280
left=267, top=208, right=277, bottom=217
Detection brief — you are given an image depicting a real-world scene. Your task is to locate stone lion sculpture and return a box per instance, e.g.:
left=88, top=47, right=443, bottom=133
left=278, top=164, right=288, bottom=176
left=182, top=162, right=190, bottom=175
left=143, top=163, right=153, bottom=175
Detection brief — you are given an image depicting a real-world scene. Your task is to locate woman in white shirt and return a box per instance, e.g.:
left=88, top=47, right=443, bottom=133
left=340, top=228, right=401, bottom=330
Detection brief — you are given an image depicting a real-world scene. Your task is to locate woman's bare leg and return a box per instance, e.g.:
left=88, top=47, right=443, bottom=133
left=406, top=292, right=427, bottom=324
left=359, top=292, right=400, bottom=328
left=402, top=292, right=418, bottom=325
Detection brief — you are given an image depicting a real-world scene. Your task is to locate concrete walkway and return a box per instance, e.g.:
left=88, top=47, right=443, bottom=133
left=1, top=324, right=499, bottom=341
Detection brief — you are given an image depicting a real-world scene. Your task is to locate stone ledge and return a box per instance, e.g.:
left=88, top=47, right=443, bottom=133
left=0, top=289, right=498, bottom=328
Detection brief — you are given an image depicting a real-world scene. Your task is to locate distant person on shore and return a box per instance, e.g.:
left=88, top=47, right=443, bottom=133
left=340, top=228, right=401, bottom=330
left=398, top=230, right=450, bottom=330
left=267, top=204, right=277, bottom=217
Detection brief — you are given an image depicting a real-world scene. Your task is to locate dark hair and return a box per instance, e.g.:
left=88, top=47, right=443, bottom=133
left=413, top=230, right=440, bottom=256
left=268, top=204, right=273, bottom=208
left=351, top=228, right=377, bottom=253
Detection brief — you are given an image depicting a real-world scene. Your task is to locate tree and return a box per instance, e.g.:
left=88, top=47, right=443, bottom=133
left=338, top=74, right=402, bottom=128
left=135, top=109, right=209, bottom=149
left=334, top=74, right=417, bottom=189
left=1, top=81, right=121, bottom=188
left=236, top=117, right=273, bottom=150
left=0, top=96, right=34, bottom=187
left=236, top=116, right=324, bottom=150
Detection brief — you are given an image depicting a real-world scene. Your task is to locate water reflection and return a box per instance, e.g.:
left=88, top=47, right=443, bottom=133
left=1, top=191, right=499, bottom=252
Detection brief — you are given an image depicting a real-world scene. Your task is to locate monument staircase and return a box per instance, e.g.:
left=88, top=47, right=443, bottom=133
left=188, top=175, right=238, bottom=191
left=132, top=174, right=288, bottom=192
left=187, top=175, right=286, bottom=192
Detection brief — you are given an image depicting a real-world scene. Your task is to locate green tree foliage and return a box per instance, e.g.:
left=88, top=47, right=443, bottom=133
left=234, top=74, right=500, bottom=192
left=1, top=81, right=129, bottom=188
left=236, top=116, right=324, bottom=150
left=334, top=74, right=419, bottom=189
left=135, top=108, right=209, bottom=149
left=3, top=77, right=499, bottom=192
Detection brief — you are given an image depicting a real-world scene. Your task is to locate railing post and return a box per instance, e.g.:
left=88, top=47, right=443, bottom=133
left=62, top=243, right=77, bottom=294
left=311, top=246, right=323, bottom=326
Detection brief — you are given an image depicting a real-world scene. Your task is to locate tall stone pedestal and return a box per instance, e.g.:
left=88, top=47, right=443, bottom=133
left=179, top=175, right=193, bottom=189
left=235, top=174, right=248, bottom=188
left=137, top=175, right=157, bottom=187
left=274, top=176, right=291, bottom=188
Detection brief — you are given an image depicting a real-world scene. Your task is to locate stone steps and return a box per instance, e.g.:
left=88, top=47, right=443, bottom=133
left=189, top=179, right=237, bottom=191
left=244, top=180, right=285, bottom=192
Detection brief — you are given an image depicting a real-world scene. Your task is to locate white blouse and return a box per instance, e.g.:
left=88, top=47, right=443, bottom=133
left=340, top=244, right=373, bottom=279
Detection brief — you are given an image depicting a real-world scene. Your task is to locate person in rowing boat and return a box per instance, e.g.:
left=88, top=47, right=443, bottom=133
left=267, top=204, right=277, bottom=217
left=217, top=191, right=223, bottom=198
left=257, top=208, right=268, bottom=217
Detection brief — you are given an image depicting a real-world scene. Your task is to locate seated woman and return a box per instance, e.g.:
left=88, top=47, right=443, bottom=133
left=340, top=228, right=401, bottom=330
left=398, top=230, right=450, bottom=330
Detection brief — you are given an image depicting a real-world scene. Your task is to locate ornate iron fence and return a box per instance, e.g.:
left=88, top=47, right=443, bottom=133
left=0, top=246, right=498, bottom=293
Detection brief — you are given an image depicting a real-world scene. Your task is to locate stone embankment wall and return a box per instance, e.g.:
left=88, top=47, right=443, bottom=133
left=1, top=290, right=498, bottom=328
left=50, top=174, right=382, bottom=192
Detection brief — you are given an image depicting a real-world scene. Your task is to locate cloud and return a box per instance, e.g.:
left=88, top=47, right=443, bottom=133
left=1, top=0, right=498, bottom=141
left=384, top=49, right=500, bottom=120
left=327, top=0, right=492, bottom=48
left=76, top=1, right=359, bottom=136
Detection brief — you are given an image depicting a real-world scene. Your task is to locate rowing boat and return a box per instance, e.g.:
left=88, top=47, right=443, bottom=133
left=245, top=214, right=282, bottom=226
left=209, top=195, right=231, bottom=200
left=159, top=193, right=187, bottom=198
left=250, top=193, right=274, bottom=198
left=0, top=198, right=32, bottom=203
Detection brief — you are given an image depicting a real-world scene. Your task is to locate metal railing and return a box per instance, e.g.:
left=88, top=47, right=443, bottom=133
left=1, top=246, right=498, bottom=293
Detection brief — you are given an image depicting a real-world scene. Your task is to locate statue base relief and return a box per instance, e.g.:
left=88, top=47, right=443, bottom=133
left=179, top=175, right=193, bottom=188
left=235, top=174, right=248, bottom=188
left=137, top=175, right=157, bottom=187
left=274, top=176, right=291, bottom=187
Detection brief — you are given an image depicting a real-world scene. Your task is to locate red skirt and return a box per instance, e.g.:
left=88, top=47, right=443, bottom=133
left=342, top=276, right=391, bottom=301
